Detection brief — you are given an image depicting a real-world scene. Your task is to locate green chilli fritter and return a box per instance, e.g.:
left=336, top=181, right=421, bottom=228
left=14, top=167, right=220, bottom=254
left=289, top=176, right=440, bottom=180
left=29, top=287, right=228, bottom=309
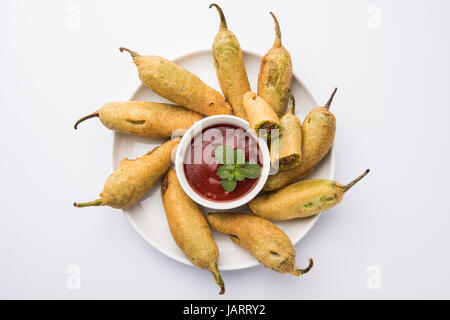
left=257, top=12, right=293, bottom=117
left=242, top=91, right=281, bottom=139
left=207, top=212, right=313, bottom=276
left=120, top=47, right=232, bottom=116
left=74, top=101, right=203, bottom=138
left=74, top=138, right=179, bottom=209
left=264, top=88, right=338, bottom=191
left=270, top=91, right=302, bottom=171
left=251, top=169, right=369, bottom=220
left=210, top=3, right=251, bottom=120
left=162, top=170, right=225, bottom=295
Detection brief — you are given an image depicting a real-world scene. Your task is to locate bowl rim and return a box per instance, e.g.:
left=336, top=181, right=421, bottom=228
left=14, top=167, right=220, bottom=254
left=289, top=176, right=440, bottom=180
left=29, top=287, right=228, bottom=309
left=174, top=114, right=271, bottom=210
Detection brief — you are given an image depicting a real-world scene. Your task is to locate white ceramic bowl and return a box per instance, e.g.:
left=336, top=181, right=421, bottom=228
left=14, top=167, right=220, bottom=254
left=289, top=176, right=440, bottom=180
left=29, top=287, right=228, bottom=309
left=175, top=115, right=270, bottom=210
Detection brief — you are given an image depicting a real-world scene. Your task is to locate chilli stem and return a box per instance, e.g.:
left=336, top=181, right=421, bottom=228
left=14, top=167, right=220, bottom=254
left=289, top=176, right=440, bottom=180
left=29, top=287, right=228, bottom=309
left=324, top=87, right=338, bottom=110
left=209, top=3, right=228, bottom=30
left=270, top=12, right=282, bottom=48
left=74, top=112, right=99, bottom=129
left=342, top=169, right=370, bottom=193
left=73, top=199, right=103, bottom=208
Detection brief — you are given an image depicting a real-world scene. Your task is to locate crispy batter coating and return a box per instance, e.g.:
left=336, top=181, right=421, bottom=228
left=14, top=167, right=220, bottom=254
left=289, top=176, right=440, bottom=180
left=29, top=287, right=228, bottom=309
left=120, top=48, right=232, bottom=116
left=207, top=212, right=313, bottom=276
left=257, top=12, right=293, bottom=117
left=74, top=138, right=179, bottom=209
left=251, top=170, right=370, bottom=220
left=264, top=90, right=337, bottom=191
left=242, top=91, right=281, bottom=138
left=270, top=93, right=302, bottom=170
left=75, top=102, right=203, bottom=138
left=161, top=169, right=225, bottom=294
left=210, top=4, right=251, bottom=120
left=251, top=180, right=339, bottom=220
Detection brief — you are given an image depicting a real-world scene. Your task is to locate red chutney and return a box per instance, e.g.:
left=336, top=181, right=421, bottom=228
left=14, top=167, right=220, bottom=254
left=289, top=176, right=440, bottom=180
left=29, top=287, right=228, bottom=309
left=184, top=124, right=263, bottom=202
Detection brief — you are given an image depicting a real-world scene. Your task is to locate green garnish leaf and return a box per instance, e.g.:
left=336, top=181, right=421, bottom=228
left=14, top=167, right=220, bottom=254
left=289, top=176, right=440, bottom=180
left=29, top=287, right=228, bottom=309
left=234, top=167, right=246, bottom=181
left=215, top=146, right=261, bottom=192
left=221, top=178, right=237, bottom=192
left=217, top=165, right=234, bottom=180
left=215, top=145, right=234, bottom=164
left=234, top=149, right=245, bottom=165
left=240, top=162, right=261, bottom=179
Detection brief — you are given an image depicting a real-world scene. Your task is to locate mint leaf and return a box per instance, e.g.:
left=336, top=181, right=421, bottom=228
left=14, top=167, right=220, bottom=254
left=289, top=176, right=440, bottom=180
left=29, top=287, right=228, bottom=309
left=221, top=178, right=237, bottom=192
left=215, top=146, right=254, bottom=191
left=217, top=165, right=234, bottom=180
left=234, top=167, right=246, bottom=181
left=240, top=162, right=261, bottom=179
left=234, top=149, right=245, bottom=165
left=215, top=145, right=233, bottom=164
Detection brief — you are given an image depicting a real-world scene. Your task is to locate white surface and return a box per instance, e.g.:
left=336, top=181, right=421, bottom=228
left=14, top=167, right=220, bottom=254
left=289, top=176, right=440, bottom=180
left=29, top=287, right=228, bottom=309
left=119, top=51, right=331, bottom=270
left=1, top=0, right=450, bottom=299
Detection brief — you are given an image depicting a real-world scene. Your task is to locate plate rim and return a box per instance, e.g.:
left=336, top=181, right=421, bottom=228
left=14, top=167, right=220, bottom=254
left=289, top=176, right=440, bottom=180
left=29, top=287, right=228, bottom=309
left=113, top=49, right=335, bottom=271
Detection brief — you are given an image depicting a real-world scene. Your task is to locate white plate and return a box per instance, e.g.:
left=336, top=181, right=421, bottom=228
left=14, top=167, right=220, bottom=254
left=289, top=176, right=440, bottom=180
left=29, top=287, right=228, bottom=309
left=113, top=49, right=335, bottom=271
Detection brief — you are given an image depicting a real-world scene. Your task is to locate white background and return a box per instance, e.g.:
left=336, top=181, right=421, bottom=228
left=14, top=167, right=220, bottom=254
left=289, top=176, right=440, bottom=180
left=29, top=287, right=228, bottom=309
left=1, top=0, right=449, bottom=299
